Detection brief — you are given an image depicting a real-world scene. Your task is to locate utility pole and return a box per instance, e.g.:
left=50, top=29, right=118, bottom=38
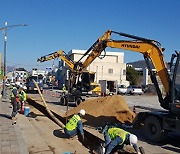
left=0, top=22, right=27, bottom=99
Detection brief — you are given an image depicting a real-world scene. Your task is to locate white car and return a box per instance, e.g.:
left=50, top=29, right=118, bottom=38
left=127, top=85, right=143, bottom=95
left=117, top=84, right=127, bottom=95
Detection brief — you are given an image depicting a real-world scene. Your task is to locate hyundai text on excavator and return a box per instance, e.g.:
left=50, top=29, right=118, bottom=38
left=37, top=50, right=101, bottom=106
left=67, top=30, right=180, bottom=143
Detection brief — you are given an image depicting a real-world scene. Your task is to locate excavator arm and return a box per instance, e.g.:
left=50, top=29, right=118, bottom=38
left=37, top=50, right=75, bottom=70
left=79, top=30, right=169, bottom=93
left=77, top=30, right=170, bottom=109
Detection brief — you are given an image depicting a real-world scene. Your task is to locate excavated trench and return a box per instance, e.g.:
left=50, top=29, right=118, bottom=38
left=27, top=98, right=103, bottom=152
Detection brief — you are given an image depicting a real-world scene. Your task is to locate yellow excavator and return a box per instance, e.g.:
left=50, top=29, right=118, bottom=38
left=67, top=30, right=180, bottom=142
left=37, top=50, right=101, bottom=106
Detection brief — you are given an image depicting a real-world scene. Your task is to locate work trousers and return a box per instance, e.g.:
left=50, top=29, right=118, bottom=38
left=11, top=98, right=20, bottom=117
left=104, top=132, right=123, bottom=154
left=64, top=127, right=78, bottom=138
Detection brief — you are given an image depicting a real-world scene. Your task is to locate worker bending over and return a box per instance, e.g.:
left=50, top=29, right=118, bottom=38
left=64, top=109, right=85, bottom=141
left=103, top=127, right=140, bottom=154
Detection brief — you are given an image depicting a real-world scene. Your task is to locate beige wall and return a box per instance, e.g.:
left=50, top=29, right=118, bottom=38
left=86, top=62, right=126, bottom=84
left=68, top=49, right=129, bottom=86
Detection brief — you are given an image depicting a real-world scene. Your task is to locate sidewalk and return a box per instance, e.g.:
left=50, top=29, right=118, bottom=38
left=0, top=97, right=29, bottom=154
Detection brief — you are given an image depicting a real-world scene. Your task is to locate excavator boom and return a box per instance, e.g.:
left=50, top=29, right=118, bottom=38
left=79, top=30, right=169, bottom=93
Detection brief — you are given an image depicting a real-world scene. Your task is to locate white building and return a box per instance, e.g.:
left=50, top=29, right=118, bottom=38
left=29, top=68, right=46, bottom=77
left=14, top=68, right=27, bottom=83
left=66, top=49, right=129, bottom=86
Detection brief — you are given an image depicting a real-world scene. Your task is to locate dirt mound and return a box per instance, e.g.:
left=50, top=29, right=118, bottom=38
left=63, top=95, right=135, bottom=127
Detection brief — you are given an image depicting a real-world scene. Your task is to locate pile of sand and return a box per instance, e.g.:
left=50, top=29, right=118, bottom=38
left=63, top=95, right=135, bottom=127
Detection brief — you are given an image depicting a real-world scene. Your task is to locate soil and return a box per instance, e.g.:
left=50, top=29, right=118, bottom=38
left=63, top=95, right=136, bottom=127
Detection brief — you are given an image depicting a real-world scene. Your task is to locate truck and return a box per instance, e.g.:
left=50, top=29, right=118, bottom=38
left=66, top=30, right=180, bottom=142
left=26, top=73, right=44, bottom=93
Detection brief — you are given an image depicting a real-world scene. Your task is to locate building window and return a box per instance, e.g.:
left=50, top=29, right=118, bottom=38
left=108, top=69, right=113, bottom=74
left=123, top=69, right=126, bottom=75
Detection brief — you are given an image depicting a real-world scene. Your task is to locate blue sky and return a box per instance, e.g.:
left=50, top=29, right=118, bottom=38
left=0, top=0, right=180, bottom=71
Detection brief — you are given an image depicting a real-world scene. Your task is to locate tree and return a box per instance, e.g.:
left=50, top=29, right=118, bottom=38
left=126, top=66, right=140, bottom=85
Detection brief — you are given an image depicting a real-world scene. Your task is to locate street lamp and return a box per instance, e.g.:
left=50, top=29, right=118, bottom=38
left=0, top=22, right=28, bottom=99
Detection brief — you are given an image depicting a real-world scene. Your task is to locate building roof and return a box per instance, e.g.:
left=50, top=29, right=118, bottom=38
left=68, top=49, right=124, bottom=56
left=16, top=68, right=27, bottom=71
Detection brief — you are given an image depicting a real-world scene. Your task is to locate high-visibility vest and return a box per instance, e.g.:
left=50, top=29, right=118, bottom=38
left=107, top=128, right=130, bottom=145
left=20, top=90, right=27, bottom=101
left=62, top=86, right=66, bottom=92
left=65, top=114, right=81, bottom=131
left=10, top=87, right=17, bottom=98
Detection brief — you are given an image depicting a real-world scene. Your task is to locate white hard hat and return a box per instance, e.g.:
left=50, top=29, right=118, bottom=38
left=79, top=109, right=86, bottom=116
left=129, top=134, right=138, bottom=145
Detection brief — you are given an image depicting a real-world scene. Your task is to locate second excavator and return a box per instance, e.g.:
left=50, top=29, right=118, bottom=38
left=37, top=50, right=101, bottom=106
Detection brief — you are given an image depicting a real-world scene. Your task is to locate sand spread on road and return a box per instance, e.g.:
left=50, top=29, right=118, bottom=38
left=63, top=95, right=135, bottom=127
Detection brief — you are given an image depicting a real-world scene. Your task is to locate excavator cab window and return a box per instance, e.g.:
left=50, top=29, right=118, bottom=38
left=171, top=52, right=180, bottom=103
left=89, top=72, right=95, bottom=83
left=80, top=72, right=91, bottom=91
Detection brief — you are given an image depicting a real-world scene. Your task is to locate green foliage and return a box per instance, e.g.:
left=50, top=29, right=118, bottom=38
left=0, top=70, right=3, bottom=80
left=126, top=66, right=140, bottom=85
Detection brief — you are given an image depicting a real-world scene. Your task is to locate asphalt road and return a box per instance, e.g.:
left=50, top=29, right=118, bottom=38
left=27, top=92, right=180, bottom=154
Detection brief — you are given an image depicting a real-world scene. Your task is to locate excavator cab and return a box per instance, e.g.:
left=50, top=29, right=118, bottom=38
left=170, top=51, right=180, bottom=116
left=77, top=71, right=100, bottom=94
left=78, top=72, right=91, bottom=92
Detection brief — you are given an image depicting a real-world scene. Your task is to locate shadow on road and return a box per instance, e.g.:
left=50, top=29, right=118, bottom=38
left=162, top=145, right=180, bottom=153
left=27, top=111, right=46, bottom=118
left=53, top=129, right=67, bottom=138
left=0, top=113, right=12, bottom=119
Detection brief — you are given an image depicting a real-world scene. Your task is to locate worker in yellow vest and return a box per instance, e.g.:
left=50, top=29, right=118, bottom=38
left=19, top=87, right=27, bottom=103
left=62, top=84, right=66, bottom=95
left=64, top=109, right=85, bottom=141
left=19, top=87, right=27, bottom=114
left=103, top=127, right=140, bottom=154
left=10, top=85, right=19, bottom=120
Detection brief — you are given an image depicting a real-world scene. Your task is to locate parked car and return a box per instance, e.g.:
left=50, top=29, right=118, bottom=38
left=117, top=84, right=127, bottom=95
left=127, top=85, right=143, bottom=95
left=5, top=82, right=11, bottom=87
